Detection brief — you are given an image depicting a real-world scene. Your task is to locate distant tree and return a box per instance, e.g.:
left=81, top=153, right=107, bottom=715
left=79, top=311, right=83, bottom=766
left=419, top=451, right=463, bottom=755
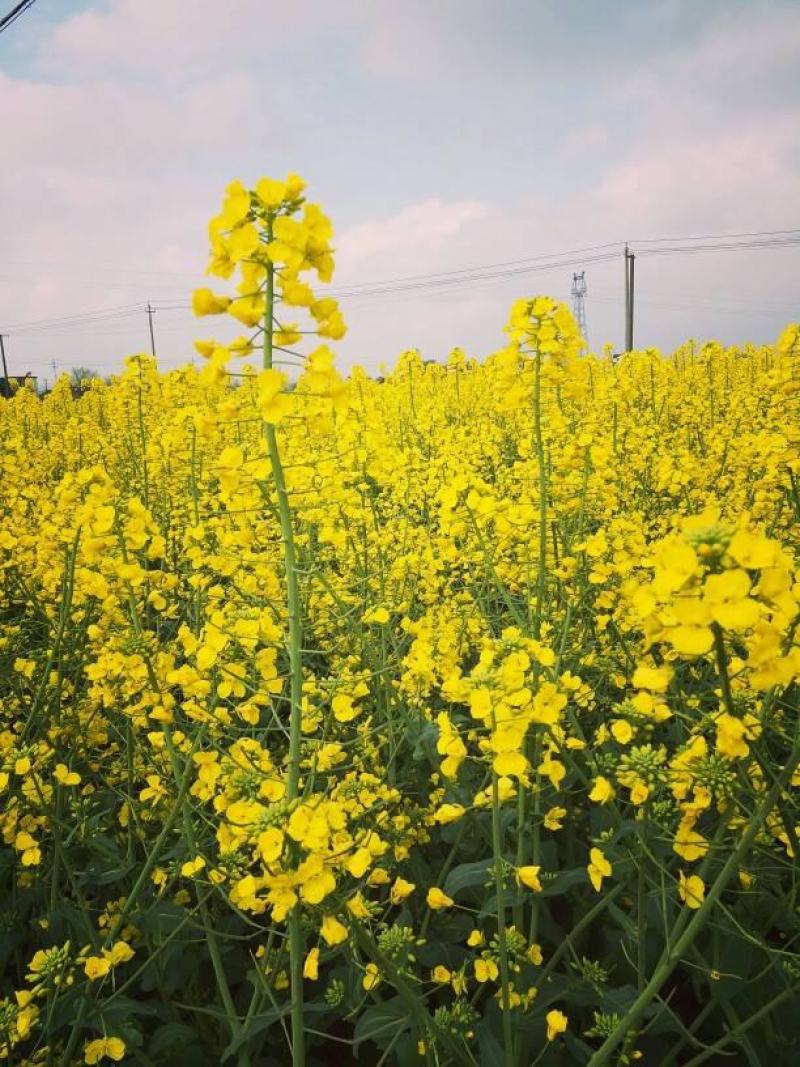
left=69, top=367, right=100, bottom=390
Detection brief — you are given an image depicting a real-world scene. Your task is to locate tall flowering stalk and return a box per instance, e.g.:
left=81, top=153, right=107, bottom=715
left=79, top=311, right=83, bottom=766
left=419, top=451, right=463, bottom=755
left=192, top=174, right=347, bottom=1067
left=260, top=220, right=306, bottom=1067
left=503, top=297, right=583, bottom=1031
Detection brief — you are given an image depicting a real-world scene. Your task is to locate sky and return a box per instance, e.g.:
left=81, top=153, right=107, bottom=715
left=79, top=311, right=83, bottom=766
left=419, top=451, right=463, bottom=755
left=0, top=0, right=799, bottom=382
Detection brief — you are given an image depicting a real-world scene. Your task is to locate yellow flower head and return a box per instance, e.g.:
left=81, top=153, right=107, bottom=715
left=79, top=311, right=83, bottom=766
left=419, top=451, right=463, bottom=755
left=320, top=915, right=348, bottom=947
left=517, top=865, right=543, bottom=892
left=546, top=1008, right=568, bottom=1041
left=303, top=946, right=320, bottom=981
left=426, top=886, right=454, bottom=910
left=362, top=962, right=381, bottom=991
left=678, top=870, right=705, bottom=910
left=587, top=848, right=612, bottom=892
left=84, top=1037, right=126, bottom=1064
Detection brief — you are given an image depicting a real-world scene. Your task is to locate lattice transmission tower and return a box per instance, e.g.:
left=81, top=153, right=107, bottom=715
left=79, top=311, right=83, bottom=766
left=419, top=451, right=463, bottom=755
left=570, top=270, right=588, bottom=348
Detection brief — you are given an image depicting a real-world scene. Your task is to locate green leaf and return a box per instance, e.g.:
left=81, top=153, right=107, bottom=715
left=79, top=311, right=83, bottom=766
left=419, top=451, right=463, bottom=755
left=98, top=996, right=158, bottom=1023
left=610, top=819, right=643, bottom=845
left=138, top=902, right=194, bottom=937
left=475, top=1016, right=506, bottom=1067
left=444, top=859, right=492, bottom=897
left=415, top=937, right=469, bottom=969
left=149, top=1022, right=200, bottom=1057
left=395, top=1032, right=427, bottom=1067
left=137, top=942, right=196, bottom=995
left=436, top=912, right=475, bottom=942
left=85, top=832, right=123, bottom=861
left=564, top=1032, right=597, bottom=1059
left=601, top=984, right=638, bottom=1014
left=222, top=1003, right=327, bottom=1062
left=353, top=997, right=411, bottom=1053
left=411, top=721, right=439, bottom=764
left=221, top=1006, right=287, bottom=1061
left=90, top=862, right=137, bottom=886
left=607, top=901, right=636, bottom=937
left=539, top=867, right=587, bottom=897
left=0, top=929, right=25, bottom=973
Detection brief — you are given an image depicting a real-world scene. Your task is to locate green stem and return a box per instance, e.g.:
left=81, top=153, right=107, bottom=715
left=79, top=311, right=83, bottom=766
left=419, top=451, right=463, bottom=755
left=262, top=241, right=305, bottom=1067
left=659, top=997, right=717, bottom=1066
left=637, top=817, right=647, bottom=992
left=532, top=349, right=547, bottom=639
left=535, top=883, right=624, bottom=989
left=525, top=734, right=543, bottom=947
left=712, top=623, right=736, bottom=716
left=490, top=768, right=515, bottom=1067
left=352, top=926, right=470, bottom=1065
left=136, top=359, right=150, bottom=507
left=681, top=987, right=795, bottom=1067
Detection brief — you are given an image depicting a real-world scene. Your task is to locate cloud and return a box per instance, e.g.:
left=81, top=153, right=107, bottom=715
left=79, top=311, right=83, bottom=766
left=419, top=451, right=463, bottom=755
left=41, top=0, right=267, bottom=80
left=0, top=63, right=258, bottom=299
left=336, top=199, right=491, bottom=277
left=560, top=123, right=610, bottom=155
left=590, top=117, right=800, bottom=235
left=38, top=0, right=360, bottom=83
left=621, top=2, right=800, bottom=122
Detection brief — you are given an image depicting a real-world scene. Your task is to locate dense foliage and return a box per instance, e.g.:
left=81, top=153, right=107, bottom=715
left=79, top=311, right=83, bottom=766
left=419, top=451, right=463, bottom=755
left=1, top=176, right=799, bottom=1066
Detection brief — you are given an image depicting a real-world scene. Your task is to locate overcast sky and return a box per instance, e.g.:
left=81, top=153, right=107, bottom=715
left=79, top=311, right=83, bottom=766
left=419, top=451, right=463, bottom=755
left=1, top=0, right=798, bottom=381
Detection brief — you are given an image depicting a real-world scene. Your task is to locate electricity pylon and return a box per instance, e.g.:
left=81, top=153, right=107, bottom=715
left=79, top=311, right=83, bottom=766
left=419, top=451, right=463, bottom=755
left=570, top=270, right=588, bottom=348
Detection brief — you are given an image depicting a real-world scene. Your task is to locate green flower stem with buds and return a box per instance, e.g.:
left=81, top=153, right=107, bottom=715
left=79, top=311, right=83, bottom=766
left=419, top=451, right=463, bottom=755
left=532, top=348, right=548, bottom=639
left=262, top=233, right=306, bottom=1067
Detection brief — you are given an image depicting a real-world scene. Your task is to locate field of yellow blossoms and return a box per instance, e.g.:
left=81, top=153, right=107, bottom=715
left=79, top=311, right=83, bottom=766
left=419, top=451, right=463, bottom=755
left=1, top=176, right=800, bottom=1067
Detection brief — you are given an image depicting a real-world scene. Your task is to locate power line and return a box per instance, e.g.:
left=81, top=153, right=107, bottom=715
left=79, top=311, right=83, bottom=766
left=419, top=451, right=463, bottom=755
left=327, top=241, right=623, bottom=294
left=7, top=228, right=796, bottom=283
left=328, top=237, right=799, bottom=300
left=330, top=250, right=622, bottom=299
left=2, top=229, right=798, bottom=337
left=639, top=237, right=800, bottom=257
left=326, top=229, right=800, bottom=296
left=630, top=227, right=800, bottom=245
left=1, top=302, right=148, bottom=334
left=0, top=0, right=36, bottom=35
left=2, top=259, right=201, bottom=278
left=12, top=287, right=791, bottom=341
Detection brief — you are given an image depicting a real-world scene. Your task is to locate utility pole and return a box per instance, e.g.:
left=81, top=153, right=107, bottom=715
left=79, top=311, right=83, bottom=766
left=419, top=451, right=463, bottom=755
left=624, top=244, right=635, bottom=352
left=0, top=334, right=10, bottom=398
left=570, top=270, right=588, bottom=348
left=146, top=303, right=156, bottom=357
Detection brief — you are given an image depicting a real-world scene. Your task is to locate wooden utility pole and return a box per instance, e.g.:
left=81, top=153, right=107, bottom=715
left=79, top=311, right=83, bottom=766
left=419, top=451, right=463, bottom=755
left=146, top=303, right=156, bottom=357
left=624, top=244, right=635, bottom=352
left=0, top=334, right=10, bottom=398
